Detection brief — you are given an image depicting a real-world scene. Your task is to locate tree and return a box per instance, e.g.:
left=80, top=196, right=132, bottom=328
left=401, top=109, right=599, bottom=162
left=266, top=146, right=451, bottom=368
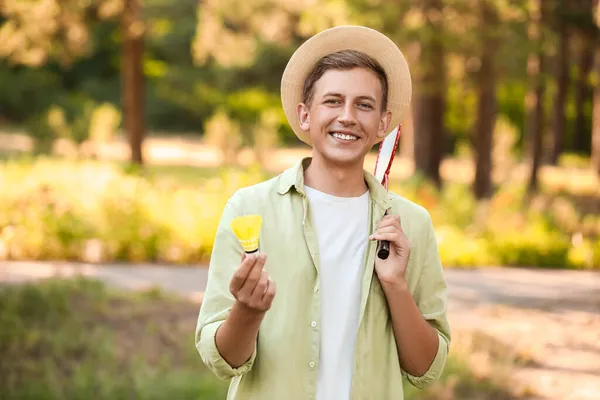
left=121, top=0, right=144, bottom=165
left=571, top=0, right=597, bottom=154
left=591, top=0, right=600, bottom=176
left=526, top=0, right=549, bottom=193
left=574, top=33, right=595, bottom=153
left=592, top=47, right=600, bottom=176
left=473, top=0, right=499, bottom=199
left=0, top=0, right=146, bottom=165
left=192, top=0, right=351, bottom=69
left=414, top=0, right=446, bottom=188
left=550, top=0, right=570, bottom=165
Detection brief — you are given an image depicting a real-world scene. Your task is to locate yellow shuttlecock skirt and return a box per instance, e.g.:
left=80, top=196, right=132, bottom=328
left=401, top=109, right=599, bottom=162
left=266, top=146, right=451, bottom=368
left=230, top=215, right=262, bottom=253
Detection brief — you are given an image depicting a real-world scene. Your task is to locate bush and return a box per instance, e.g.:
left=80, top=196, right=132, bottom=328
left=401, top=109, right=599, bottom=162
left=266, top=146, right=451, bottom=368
left=0, top=157, right=597, bottom=269
left=0, top=158, right=266, bottom=265
left=568, top=238, right=600, bottom=270
left=392, top=176, right=597, bottom=269
left=487, top=225, right=571, bottom=268
left=436, top=226, right=496, bottom=267
left=23, top=101, right=121, bottom=157
left=203, top=109, right=242, bottom=166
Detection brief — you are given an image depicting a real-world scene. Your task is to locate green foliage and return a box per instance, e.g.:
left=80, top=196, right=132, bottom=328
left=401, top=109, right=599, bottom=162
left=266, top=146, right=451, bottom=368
left=0, top=62, right=62, bottom=120
left=445, top=78, right=477, bottom=147
left=567, top=237, right=600, bottom=270
left=0, top=278, right=518, bottom=400
left=24, top=111, right=59, bottom=155
left=558, top=153, right=592, bottom=169
left=0, top=0, right=597, bottom=162
left=22, top=99, right=121, bottom=156
left=203, top=108, right=243, bottom=166
left=391, top=174, right=598, bottom=269
left=89, top=103, right=121, bottom=144
left=1, top=157, right=597, bottom=269
left=496, top=81, right=527, bottom=152
left=0, top=278, right=229, bottom=399
left=437, top=225, right=495, bottom=268
left=487, top=220, right=571, bottom=268
left=0, top=157, right=268, bottom=264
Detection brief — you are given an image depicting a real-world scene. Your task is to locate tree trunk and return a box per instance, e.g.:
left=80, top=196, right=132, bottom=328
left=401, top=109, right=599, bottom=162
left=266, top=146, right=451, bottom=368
left=551, top=2, right=569, bottom=165
left=574, top=33, right=595, bottom=153
left=592, top=47, right=600, bottom=177
left=527, top=0, right=547, bottom=193
left=400, top=43, right=420, bottom=162
left=593, top=1, right=600, bottom=177
left=121, top=0, right=145, bottom=165
left=414, top=0, right=445, bottom=188
left=473, top=0, right=498, bottom=199
left=413, top=84, right=431, bottom=178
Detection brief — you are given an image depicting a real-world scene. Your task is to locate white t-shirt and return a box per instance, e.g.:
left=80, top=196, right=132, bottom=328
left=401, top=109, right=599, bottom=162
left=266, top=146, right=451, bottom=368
left=304, top=186, right=370, bottom=400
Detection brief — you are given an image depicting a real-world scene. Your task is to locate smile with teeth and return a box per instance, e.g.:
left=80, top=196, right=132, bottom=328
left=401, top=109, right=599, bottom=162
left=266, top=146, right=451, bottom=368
left=331, top=132, right=358, bottom=141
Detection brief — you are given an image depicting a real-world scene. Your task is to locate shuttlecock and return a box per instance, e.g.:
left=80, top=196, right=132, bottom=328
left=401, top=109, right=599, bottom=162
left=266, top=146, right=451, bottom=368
left=230, top=215, right=262, bottom=253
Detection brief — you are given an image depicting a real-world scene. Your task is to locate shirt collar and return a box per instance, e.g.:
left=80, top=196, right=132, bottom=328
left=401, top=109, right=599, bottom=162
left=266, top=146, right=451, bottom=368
left=276, top=157, right=392, bottom=210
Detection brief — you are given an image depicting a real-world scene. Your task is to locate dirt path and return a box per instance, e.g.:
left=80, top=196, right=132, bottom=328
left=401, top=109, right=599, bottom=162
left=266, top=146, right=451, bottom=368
left=446, top=269, right=600, bottom=399
left=1, top=261, right=599, bottom=399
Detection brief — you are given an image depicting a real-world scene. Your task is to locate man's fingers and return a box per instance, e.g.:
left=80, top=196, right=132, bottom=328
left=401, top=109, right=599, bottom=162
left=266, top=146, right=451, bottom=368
left=237, top=253, right=267, bottom=297
left=369, top=225, right=402, bottom=241
left=262, top=278, right=276, bottom=303
left=251, top=270, right=269, bottom=298
left=373, top=226, right=397, bottom=235
left=371, top=232, right=398, bottom=241
left=370, top=232, right=402, bottom=244
left=230, top=254, right=257, bottom=292
left=377, top=214, right=401, bottom=227
left=370, top=232, right=411, bottom=250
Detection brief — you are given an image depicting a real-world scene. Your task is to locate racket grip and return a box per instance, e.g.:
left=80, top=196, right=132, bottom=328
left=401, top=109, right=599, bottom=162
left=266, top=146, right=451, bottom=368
left=377, top=240, right=390, bottom=259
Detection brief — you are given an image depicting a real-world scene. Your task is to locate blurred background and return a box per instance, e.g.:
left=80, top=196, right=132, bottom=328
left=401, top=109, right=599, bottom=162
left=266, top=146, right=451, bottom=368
left=0, top=0, right=599, bottom=399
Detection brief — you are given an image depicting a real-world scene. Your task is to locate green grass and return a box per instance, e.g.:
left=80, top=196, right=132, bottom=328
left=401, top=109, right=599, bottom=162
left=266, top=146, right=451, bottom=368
left=143, top=164, right=268, bottom=188
left=0, top=278, right=229, bottom=399
left=0, top=279, right=520, bottom=400
left=405, top=331, right=522, bottom=400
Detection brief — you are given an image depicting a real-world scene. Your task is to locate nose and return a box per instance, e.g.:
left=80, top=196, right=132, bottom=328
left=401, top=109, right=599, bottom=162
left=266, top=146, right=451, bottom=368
left=337, top=102, right=357, bottom=126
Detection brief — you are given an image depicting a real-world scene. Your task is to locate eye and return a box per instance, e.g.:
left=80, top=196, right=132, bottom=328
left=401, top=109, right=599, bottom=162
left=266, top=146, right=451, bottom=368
left=358, top=103, right=374, bottom=109
left=324, top=98, right=341, bottom=105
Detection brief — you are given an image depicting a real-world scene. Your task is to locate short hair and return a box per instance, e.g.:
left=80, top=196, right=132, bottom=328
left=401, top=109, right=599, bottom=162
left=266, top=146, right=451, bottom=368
left=301, top=50, right=389, bottom=112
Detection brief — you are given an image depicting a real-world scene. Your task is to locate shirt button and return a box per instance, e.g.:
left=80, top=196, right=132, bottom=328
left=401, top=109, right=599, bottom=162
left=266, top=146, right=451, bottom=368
left=314, top=285, right=319, bottom=293
left=309, top=361, right=315, bottom=368
left=311, top=321, right=317, bottom=328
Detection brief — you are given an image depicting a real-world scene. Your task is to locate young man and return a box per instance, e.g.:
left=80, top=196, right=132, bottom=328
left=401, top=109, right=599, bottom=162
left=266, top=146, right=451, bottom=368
left=196, top=26, right=451, bottom=399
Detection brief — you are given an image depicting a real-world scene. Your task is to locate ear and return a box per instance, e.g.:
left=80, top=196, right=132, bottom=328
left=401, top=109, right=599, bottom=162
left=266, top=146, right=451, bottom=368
left=376, top=110, right=393, bottom=139
left=297, top=103, right=310, bottom=132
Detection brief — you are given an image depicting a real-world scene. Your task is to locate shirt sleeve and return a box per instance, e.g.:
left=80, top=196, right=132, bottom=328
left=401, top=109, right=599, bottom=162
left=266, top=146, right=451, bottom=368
left=402, top=211, right=452, bottom=389
left=195, top=190, right=257, bottom=380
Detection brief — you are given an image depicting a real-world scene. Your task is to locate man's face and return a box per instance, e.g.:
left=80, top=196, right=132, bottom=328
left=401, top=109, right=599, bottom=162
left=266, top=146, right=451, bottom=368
left=297, top=67, right=391, bottom=168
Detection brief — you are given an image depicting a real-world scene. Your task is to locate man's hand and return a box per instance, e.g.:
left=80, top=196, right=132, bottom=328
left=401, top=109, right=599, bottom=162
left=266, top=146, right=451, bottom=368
left=369, top=214, right=411, bottom=287
left=215, top=252, right=276, bottom=368
left=369, top=214, right=441, bottom=378
left=229, top=252, right=276, bottom=314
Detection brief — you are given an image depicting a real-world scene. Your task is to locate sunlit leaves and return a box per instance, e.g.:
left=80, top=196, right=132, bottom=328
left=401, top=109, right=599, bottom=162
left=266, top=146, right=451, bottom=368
left=0, top=0, right=122, bottom=67
left=192, top=0, right=352, bottom=68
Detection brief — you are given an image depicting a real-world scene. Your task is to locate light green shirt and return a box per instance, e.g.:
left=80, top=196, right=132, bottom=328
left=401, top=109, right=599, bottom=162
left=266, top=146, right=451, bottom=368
left=196, top=158, right=451, bottom=399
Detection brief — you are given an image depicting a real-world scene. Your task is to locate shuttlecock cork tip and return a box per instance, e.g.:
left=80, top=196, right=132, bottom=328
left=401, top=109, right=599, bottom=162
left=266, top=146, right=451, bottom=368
left=230, top=215, right=262, bottom=253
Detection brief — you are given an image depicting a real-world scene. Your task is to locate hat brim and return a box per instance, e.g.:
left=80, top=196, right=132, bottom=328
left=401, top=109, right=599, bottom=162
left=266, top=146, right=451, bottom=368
left=280, top=25, right=412, bottom=146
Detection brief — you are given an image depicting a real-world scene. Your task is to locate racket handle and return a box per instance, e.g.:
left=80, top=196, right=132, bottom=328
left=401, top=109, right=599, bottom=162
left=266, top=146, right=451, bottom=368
left=377, top=240, right=390, bottom=260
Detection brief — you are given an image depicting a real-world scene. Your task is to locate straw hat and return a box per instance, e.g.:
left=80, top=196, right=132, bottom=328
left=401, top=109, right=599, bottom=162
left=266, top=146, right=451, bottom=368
left=280, top=25, right=412, bottom=146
